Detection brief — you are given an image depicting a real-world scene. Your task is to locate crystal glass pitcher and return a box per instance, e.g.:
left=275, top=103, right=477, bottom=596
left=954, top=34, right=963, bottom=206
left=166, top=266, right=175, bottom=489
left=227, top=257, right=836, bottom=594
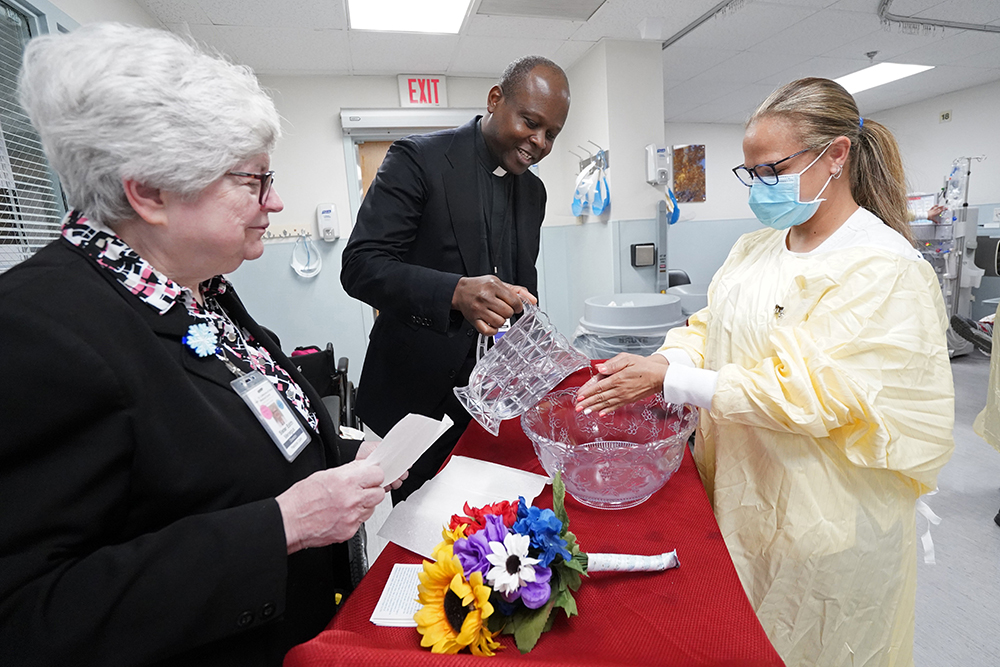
left=454, top=302, right=589, bottom=435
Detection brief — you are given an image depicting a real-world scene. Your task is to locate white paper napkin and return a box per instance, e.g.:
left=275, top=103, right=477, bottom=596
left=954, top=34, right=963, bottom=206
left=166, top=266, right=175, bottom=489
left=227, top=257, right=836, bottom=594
left=377, top=456, right=548, bottom=559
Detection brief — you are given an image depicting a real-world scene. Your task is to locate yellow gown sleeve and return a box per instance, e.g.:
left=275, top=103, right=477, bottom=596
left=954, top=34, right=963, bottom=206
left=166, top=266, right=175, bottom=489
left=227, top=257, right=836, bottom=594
left=658, top=305, right=709, bottom=367
left=710, top=252, right=954, bottom=494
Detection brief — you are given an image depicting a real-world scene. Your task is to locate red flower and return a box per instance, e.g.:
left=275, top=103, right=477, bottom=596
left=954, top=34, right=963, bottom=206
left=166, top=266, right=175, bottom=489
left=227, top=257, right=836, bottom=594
left=449, top=500, right=518, bottom=535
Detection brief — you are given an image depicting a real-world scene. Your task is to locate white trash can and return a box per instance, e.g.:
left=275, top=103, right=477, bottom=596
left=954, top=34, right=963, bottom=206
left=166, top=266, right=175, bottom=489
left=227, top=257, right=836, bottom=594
left=572, top=292, right=687, bottom=359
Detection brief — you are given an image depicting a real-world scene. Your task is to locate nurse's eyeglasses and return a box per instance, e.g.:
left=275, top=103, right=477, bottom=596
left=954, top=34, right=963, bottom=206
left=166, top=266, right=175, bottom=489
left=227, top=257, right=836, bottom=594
left=227, top=170, right=275, bottom=205
left=732, top=148, right=810, bottom=187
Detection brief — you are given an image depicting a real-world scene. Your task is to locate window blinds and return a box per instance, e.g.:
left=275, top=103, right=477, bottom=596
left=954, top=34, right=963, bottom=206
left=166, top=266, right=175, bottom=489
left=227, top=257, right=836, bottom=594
left=0, top=3, right=65, bottom=274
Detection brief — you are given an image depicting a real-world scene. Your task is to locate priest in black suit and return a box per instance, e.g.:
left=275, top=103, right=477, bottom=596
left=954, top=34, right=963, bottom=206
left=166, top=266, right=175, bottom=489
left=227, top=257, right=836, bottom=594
left=341, top=56, right=571, bottom=501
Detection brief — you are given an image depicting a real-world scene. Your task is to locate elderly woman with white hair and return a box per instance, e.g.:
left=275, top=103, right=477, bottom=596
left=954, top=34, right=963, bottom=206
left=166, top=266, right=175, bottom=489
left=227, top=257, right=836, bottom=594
left=0, top=23, right=399, bottom=667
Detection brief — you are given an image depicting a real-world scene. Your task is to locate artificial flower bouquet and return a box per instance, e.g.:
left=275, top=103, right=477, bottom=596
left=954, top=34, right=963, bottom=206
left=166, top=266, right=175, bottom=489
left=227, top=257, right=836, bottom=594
left=414, top=473, right=679, bottom=655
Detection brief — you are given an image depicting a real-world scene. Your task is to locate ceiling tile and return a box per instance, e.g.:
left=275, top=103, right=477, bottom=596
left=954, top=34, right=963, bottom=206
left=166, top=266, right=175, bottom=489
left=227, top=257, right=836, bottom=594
left=198, top=0, right=347, bottom=29
left=571, top=0, right=721, bottom=42
left=136, top=0, right=212, bottom=24
left=893, top=28, right=1000, bottom=66
left=823, top=22, right=950, bottom=60
left=675, top=2, right=818, bottom=52
left=477, top=0, right=605, bottom=22
left=755, top=55, right=871, bottom=88
left=179, top=24, right=351, bottom=74
left=760, top=0, right=840, bottom=6
left=551, top=40, right=599, bottom=71
left=827, top=0, right=890, bottom=11
left=708, top=82, right=784, bottom=118
left=694, top=51, right=798, bottom=85
left=348, top=31, right=459, bottom=74
left=746, top=8, right=881, bottom=56
left=664, top=77, right=736, bottom=117
left=466, top=14, right=582, bottom=40
left=662, top=45, right=741, bottom=80
left=854, top=63, right=1000, bottom=114
left=887, top=0, right=952, bottom=15
left=664, top=88, right=711, bottom=117
left=447, top=35, right=562, bottom=75
left=914, top=0, right=1000, bottom=24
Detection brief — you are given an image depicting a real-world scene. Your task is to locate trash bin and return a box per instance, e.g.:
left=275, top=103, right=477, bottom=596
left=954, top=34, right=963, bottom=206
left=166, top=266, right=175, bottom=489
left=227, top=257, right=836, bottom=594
left=572, top=292, right=687, bottom=359
left=666, top=283, right=709, bottom=317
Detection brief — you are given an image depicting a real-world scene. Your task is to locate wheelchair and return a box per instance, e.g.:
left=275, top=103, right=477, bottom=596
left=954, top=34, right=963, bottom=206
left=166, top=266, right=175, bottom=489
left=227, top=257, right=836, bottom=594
left=289, top=341, right=369, bottom=589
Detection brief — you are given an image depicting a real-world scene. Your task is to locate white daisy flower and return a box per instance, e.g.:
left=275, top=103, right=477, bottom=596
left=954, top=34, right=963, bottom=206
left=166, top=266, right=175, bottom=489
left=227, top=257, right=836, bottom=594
left=184, top=323, right=218, bottom=358
left=485, top=532, right=539, bottom=595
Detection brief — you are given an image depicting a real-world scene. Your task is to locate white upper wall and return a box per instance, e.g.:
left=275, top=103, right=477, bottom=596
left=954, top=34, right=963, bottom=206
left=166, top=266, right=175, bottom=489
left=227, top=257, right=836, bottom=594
left=257, top=74, right=494, bottom=236
left=542, top=40, right=608, bottom=228
left=664, top=122, right=752, bottom=221
left=874, top=79, right=1000, bottom=206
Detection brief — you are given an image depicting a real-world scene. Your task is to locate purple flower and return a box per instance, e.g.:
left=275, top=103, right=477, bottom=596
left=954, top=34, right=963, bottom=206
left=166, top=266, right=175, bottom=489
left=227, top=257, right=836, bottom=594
left=501, top=564, right=552, bottom=609
left=454, top=514, right=508, bottom=578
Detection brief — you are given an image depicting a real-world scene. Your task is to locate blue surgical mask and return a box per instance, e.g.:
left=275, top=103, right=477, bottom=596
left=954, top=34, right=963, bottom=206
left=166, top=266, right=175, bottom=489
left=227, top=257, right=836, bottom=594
left=748, top=143, right=835, bottom=230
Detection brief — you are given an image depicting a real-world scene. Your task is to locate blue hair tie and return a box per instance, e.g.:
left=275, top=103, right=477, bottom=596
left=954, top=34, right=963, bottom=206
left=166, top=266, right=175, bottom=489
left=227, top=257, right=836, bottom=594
left=859, top=117, right=865, bottom=129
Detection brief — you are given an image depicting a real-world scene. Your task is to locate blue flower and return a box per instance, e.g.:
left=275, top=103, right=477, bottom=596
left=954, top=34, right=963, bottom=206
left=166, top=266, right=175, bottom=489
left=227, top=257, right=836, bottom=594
left=183, top=323, right=218, bottom=357
left=513, top=497, right=571, bottom=567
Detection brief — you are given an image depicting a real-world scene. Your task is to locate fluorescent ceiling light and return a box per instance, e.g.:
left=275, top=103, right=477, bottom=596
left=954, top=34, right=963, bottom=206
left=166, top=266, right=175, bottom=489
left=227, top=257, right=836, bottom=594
left=348, top=0, right=473, bottom=34
left=835, top=62, right=934, bottom=94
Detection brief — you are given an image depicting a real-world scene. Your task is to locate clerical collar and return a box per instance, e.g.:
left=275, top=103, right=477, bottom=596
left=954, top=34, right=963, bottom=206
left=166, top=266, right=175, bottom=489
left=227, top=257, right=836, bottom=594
left=475, top=118, right=506, bottom=177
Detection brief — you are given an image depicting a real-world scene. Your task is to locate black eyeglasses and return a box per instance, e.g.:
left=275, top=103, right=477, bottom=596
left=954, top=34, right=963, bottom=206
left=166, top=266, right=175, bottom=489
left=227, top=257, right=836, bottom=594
left=227, top=170, right=275, bottom=205
left=732, top=148, right=811, bottom=187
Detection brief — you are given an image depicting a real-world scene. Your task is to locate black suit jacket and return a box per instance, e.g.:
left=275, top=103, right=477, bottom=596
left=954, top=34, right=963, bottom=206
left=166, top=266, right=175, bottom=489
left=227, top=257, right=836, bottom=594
left=341, top=118, right=547, bottom=436
left=0, top=240, right=350, bottom=667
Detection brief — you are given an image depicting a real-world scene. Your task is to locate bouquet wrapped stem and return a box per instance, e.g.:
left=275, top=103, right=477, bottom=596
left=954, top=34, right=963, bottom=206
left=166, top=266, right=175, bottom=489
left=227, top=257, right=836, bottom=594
left=415, top=472, right=680, bottom=656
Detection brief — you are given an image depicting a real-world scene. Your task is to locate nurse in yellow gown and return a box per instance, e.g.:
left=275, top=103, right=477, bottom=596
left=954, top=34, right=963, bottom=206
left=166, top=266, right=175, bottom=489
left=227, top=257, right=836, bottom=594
left=577, top=78, right=954, bottom=667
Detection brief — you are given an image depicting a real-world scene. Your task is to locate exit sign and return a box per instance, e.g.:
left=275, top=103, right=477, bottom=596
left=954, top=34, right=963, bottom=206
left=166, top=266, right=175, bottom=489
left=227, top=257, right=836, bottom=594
left=398, top=75, right=448, bottom=107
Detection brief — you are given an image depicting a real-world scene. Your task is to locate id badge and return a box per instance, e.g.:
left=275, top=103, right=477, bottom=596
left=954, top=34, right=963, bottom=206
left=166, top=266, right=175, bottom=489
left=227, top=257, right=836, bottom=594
left=231, top=371, right=311, bottom=462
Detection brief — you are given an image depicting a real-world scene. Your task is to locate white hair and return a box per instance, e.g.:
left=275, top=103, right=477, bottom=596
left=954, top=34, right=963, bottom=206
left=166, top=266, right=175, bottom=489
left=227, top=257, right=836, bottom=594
left=18, top=23, right=281, bottom=227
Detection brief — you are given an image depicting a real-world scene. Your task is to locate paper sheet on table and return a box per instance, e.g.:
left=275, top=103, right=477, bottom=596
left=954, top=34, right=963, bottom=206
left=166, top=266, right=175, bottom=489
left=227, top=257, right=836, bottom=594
left=369, top=563, right=422, bottom=627
left=364, top=413, right=453, bottom=484
left=377, top=455, right=548, bottom=560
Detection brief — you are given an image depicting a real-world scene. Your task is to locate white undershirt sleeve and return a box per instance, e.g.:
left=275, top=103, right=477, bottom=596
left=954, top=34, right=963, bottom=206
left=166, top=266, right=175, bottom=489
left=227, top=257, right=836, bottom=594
left=654, top=349, right=718, bottom=410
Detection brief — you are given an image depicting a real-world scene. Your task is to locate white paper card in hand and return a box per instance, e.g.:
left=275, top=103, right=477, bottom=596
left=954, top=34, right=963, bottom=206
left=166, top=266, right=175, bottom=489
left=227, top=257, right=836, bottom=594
left=365, top=413, right=453, bottom=483
left=377, top=456, right=548, bottom=559
left=369, top=563, right=422, bottom=627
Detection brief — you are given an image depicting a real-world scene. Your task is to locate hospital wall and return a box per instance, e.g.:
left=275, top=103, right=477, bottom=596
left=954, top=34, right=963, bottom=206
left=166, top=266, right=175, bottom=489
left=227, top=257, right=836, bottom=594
left=34, top=0, right=1000, bottom=376
left=196, top=73, right=1000, bottom=380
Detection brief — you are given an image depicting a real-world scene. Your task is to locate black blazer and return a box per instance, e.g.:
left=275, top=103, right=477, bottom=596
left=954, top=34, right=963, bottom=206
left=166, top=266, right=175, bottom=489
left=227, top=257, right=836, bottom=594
left=341, top=118, right=547, bottom=436
left=0, top=240, right=350, bottom=667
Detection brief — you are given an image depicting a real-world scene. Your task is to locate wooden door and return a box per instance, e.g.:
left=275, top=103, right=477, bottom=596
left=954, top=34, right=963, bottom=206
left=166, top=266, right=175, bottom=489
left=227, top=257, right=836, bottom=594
left=358, top=140, right=393, bottom=200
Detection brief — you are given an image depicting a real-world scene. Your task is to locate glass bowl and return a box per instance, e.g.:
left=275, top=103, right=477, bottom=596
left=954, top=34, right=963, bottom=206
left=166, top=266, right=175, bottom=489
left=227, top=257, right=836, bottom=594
left=521, top=389, right=698, bottom=510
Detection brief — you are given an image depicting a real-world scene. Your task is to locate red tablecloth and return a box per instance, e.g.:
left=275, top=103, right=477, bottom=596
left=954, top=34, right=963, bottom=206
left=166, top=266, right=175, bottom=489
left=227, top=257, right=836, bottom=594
left=285, top=370, right=784, bottom=667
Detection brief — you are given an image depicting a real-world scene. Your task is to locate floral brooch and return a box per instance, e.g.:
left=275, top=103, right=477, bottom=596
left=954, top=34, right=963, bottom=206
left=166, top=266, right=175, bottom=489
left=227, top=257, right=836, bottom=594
left=183, top=322, right=219, bottom=357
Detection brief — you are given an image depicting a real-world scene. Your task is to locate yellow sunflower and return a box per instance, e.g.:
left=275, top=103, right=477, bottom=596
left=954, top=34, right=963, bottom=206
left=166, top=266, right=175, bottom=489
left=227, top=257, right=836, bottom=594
left=440, top=522, right=468, bottom=548
left=414, top=544, right=501, bottom=656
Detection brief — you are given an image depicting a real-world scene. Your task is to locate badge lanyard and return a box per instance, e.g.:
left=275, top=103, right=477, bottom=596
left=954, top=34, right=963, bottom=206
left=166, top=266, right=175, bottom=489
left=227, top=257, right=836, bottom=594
left=215, top=316, right=312, bottom=462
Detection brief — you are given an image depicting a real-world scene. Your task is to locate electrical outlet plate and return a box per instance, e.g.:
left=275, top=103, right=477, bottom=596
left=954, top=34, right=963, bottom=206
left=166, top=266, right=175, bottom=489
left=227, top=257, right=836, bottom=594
left=993, top=207, right=1000, bottom=223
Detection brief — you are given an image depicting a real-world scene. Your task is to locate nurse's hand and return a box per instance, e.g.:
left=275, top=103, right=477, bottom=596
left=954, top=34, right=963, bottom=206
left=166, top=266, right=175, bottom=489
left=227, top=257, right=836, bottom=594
left=575, top=353, right=669, bottom=415
left=276, top=460, right=386, bottom=554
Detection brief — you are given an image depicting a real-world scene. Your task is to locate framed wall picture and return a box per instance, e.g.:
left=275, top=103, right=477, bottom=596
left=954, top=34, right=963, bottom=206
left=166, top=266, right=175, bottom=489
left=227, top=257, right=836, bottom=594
left=672, top=144, right=706, bottom=203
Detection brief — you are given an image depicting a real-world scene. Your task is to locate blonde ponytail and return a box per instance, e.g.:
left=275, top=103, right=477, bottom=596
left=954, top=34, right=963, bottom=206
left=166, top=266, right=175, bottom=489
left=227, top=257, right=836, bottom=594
left=853, top=118, right=912, bottom=243
left=748, top=77, right=913, bottom=244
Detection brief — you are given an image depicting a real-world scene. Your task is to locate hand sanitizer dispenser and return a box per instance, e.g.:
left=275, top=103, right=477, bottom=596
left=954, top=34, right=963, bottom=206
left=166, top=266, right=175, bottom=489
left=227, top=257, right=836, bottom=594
left=317, top=203, right=339, bottom=241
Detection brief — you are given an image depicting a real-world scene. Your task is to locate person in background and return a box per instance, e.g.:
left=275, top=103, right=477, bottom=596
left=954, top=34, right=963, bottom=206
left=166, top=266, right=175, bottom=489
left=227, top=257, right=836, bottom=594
left=576, top=77, right=955, bottom=666
left=0, top=23, right=403, bottom=667
left=341, top=56, right=570, bottom=502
